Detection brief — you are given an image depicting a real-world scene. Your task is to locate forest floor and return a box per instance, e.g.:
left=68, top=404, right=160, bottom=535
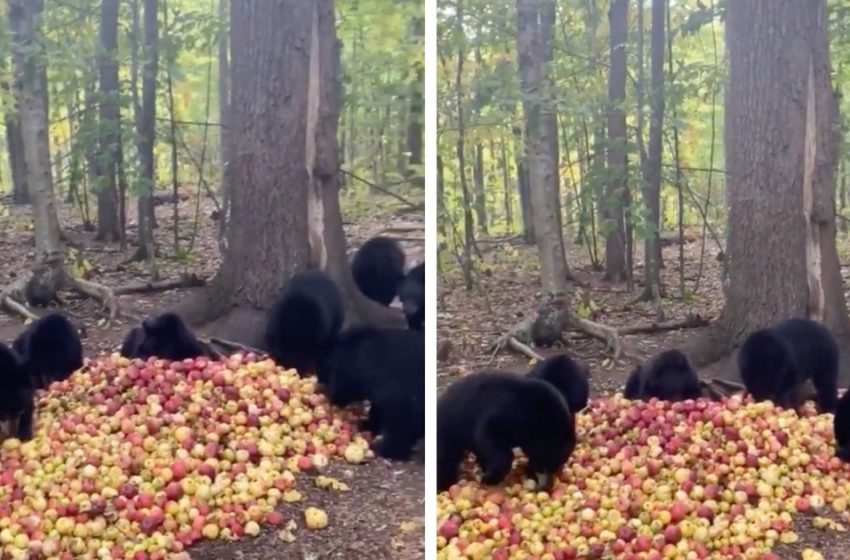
left=0, top=184, right=425, bottom=559
left=437, top=228, right=850, bottom=559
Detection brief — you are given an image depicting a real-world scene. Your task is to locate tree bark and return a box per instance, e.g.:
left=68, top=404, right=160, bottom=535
left=405, top=14, right=423, bottom=177
left=7, top=0, right=59, bottom=257
left=133, top=0, right=158, bottom=266
left=604, top=0, right=629, bottom=282
left=687, top=0, right=850, bottom=370
left=517, top=0, right=570, bottom=296
left=305, top=1, right=404, bottom=328
left=218, top=0, right=232, bottom=242
left=6, top=114, right=28, bottom=204
left=638, top=0, right=665, bottom=304
left=181, top=0, right=402, bottom=343
left=513, top=124, right=534, bottom=243
left=455, top=0, right=474, bottom=290
left=473, top=143, right=488, bottom=235
left=96, top=0, right=121, bottom=242
left=501, top=132, right=513, bottom=231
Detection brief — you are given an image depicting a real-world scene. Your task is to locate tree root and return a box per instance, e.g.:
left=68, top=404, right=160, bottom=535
left=616, top=314, right=709, bottom=335
left=0, top=295, right=38, bottom=321
left=488, top=316, right=535, bottom=363
left=567, top=315, right=624, bottom=360
left=67, top=277, right=119, bottom=322
left=114, top=274, right=206, bottom=296
left=208, top=337, right=264, bottom=356
left=506, top=337, right=543, bottom=362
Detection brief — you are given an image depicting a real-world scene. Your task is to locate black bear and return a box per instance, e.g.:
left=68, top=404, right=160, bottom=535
left=528, top=353, right=591, bottom=413
left=316, top=326, right=424, bottom=460
left=398, top=262, right=425, bottom=330
left=0, top=342, right=35, bottom=441
left=121, top=312, right=214, bottom=361
left=437, top=371, right=575, bottom=491
left=738, top=318, right=839, bottom=413
left=623, top=349, right=701, bottom=402
left=264, top=270, right=344, bottom=375
left=836, top=389, right=850, bottom=462
left=13, top=313, right=84, bottom=389
left=351, top=236, right=406, bottom=306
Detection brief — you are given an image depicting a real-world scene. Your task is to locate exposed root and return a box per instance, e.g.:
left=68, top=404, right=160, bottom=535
left=710, top=377, right=746, bottom=393
left=616, top=314, right=709, bottom=335
left=1, top=295, right=38, bottom=321
left=567, top=315, right=624, bottom=361
left=114, top=274, right=206, bottom=296
left=488, top=316, right=535, bottom=363
left=507, top=337, right=543, bottom=362
left=67, top=277, right=119, bottom=322
left=698, top=378, right=726, bottom=400
left=208, top=337, right=264, bottom=356
left=0, top=277, right=39, bottom=321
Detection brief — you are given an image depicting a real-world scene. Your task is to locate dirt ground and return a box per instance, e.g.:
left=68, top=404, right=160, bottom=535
left=437, top=229, right=850, bottom=559
left=0, top=186, right=425, bottom=559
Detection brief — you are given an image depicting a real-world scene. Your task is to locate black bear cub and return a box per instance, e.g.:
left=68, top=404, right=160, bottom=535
left=351, top=236, right=406, bottom=306
left=316, top=327, right=424, bottom=460
left=264, top=270, right=344, bottom=375
left=121, top=312, right=214, bottom=362
left=437, top=371, right=575, bottom=492
left=13, top=313, right=84, bottom=389
left=738, top=318, right=838, bottom=413
left=624, top=349, right=701, bottom=402
left=398, top=262, right=425, bottom=330
left=836, top=389, right=850, bottom=462
left=0, top=342, right=35, bottom=441
left=528, top=353, right=591, bottom=414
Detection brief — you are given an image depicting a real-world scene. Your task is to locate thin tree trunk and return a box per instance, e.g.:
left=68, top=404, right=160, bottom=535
left=513, top=124, right=534, bottom=243
left=218, top=0, right=231, bottom=243
left=604, top=0, right=629, bottom=282
left=95, top=0, right=121, bottom=242
left=455, top=0, right=474, bottom=290
left=473, top=143, right=488, bottom=235
left=132, top=0, right=158, bottom=271
left=163, top=2, right=180, bottom=254
left=638, top=0, right=665, bottom=307
left=517, top=0, right=570, bottom=296
left=500, top=132, right=513, bottom=232
left=7, top=0, right=60, bottom=256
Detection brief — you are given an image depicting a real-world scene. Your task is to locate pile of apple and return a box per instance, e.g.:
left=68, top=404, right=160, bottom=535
left=437, top=395, right=850, bottom=560
left=0, top=353, right=373, bottom=560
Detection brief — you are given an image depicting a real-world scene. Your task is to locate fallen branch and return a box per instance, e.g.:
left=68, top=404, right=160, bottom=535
left=698, top=379, right=726, bottom=400
left=340, top=169, right=421, bottom=210
left=114, top=274, right=206, bottom=296
left=68, top=277, right=119, bottom=322
left=0, top=277, right=38, bottom=321
left=616, top=314, right=709, bottom=335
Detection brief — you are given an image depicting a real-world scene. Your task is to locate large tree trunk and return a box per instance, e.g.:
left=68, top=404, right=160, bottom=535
left=96, top=0, right=121, bottom=242
left=181, top=0, right=402, bottom=343
left=517, top=0, right=570, bottom=296
left=638, top=0, right=665, bottom=304
left=603, top=0, right=629, bottom=282
left=8, top=0, right=60, bottom=257
left=687, top=0, right=850, bottom=372
left=133, top=0, right=158, bottom=266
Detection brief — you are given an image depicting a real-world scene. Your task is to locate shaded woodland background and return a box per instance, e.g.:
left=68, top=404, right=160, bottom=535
left=0, top=1, right=425, bottom=558
left=436, top=0, right=850, bottom=399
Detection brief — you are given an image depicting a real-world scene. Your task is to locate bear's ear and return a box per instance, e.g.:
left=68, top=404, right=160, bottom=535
left=141, top=319, right=155, bottom=333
